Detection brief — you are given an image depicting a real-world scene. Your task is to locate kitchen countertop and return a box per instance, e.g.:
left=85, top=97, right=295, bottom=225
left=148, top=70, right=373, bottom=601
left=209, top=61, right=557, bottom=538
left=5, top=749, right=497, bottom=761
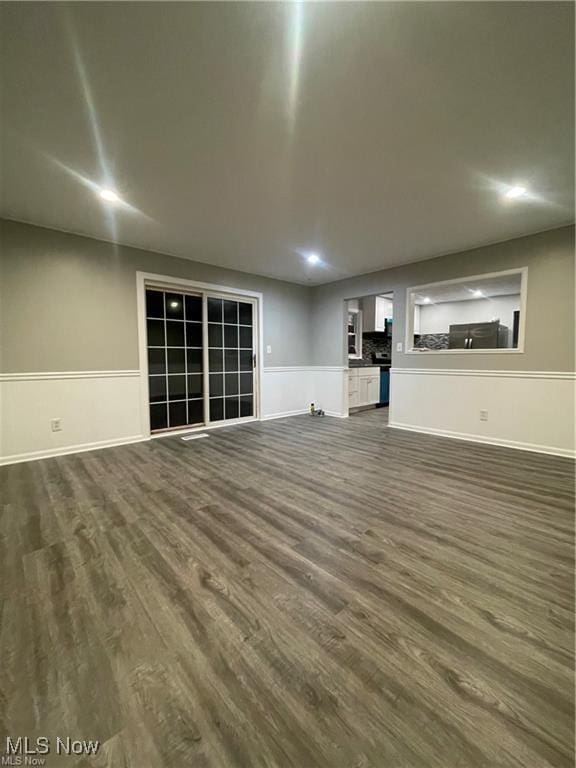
left=349, top=361, right=391, bottom=370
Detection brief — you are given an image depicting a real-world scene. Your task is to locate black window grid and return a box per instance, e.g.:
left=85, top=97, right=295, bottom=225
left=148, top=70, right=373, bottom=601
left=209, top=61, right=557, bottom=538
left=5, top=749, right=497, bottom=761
left=147, top=290, right=255, bottom=430
left=146, top=290, right=204, bottom=430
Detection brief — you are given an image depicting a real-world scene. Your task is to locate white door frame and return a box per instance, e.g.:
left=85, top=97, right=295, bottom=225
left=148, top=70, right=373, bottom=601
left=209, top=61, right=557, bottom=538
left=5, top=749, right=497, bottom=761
left=136, top=271, right=264, bottom=438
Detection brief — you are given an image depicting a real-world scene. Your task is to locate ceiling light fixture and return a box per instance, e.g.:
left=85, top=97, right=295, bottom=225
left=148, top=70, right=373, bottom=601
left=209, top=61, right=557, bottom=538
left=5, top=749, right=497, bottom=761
left=422, top=297, right=431, bottom=303
left=472, top=289, right=484, bottom=297
left=504, top=185, right=528, bottom=200
left=99, top=188, right=121, bottom=203
left=307, top=253, right=320, bottom=265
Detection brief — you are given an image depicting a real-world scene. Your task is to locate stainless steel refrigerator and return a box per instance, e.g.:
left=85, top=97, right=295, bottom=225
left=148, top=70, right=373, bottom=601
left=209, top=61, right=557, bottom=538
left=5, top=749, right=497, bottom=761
left=448, top=321, right=509, bottom=350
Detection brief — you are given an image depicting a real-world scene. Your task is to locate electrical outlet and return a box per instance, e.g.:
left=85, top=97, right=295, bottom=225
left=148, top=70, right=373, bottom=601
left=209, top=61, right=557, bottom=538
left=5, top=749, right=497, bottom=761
left=479, top=410, right=488, bottom=422
left=266, top=345, right=272, bottom=354
left=396, top=342, right=403, bottom=352
left=51, top=417, right=62, bottom=432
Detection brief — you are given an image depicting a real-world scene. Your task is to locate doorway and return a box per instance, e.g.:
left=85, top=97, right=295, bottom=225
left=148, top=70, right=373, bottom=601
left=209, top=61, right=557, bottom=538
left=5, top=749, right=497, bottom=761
left=139, top=275, right=261, bottom=435
left=345, top=291, right=393, bottom=421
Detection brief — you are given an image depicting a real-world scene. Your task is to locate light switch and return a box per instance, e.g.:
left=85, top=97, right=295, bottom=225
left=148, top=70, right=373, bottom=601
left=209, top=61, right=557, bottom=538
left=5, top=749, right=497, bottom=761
left=266, top=345, right=272, bottom=354
left=396, top=342, right=403, bottom=352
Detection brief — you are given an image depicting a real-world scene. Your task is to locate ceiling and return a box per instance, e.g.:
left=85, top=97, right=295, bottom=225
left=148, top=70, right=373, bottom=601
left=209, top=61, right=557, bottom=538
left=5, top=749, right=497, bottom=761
left=1, top=2, right=573, bottom=285
left=411, top=273, right=522, bottom=305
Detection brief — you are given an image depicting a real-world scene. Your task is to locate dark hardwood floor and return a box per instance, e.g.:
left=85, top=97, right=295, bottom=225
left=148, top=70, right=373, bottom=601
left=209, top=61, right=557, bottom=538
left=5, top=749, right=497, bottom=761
left=1, top=410, right=574, bottom=767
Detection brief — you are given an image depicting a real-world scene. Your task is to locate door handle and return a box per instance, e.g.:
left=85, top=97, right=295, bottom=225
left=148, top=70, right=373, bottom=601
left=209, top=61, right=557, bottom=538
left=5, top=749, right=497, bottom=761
left=252, top=353, right=256, bottom=369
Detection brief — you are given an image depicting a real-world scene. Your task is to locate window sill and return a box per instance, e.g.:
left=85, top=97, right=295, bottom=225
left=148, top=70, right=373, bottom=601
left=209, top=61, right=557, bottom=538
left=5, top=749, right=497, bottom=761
left=405, top=348, right=524, bottom=355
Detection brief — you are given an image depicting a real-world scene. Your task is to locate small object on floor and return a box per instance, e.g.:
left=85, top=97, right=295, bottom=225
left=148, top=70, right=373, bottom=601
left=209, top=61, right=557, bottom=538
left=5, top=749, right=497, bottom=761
left=310, top=407, right=325, bottom=417
left=181, top=433, right=209, bottom=441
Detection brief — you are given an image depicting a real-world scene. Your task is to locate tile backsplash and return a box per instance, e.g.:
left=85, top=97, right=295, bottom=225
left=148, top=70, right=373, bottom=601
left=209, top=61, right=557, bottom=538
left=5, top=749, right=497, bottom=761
left=414, top=333, right=449, bottom=350
left=362, top=334, right=391, bottom=363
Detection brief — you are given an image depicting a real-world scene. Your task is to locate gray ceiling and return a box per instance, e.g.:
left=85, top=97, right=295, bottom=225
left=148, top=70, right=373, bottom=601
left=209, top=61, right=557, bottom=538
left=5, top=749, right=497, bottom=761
left=1, top=2, right=574, bottom=285
left=411, top=273, right=522, bottom=304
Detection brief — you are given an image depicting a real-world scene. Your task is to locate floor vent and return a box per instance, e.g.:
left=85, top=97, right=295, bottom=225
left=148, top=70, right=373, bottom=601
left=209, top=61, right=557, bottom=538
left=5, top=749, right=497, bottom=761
left=181, top=433, right=209, bottom=441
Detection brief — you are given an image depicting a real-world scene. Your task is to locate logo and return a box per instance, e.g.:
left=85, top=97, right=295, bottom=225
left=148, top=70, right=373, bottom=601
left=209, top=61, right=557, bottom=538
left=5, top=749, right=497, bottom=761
left=3, top=737, right=100, bottom=763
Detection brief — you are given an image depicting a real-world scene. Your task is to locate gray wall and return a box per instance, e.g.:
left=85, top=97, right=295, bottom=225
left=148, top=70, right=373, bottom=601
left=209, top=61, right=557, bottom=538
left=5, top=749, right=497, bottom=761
left=1, top=220, right=573, bottom=375
left=0, top=219, right=313, bottom=372
left=310, top=226, right=575, bottom=372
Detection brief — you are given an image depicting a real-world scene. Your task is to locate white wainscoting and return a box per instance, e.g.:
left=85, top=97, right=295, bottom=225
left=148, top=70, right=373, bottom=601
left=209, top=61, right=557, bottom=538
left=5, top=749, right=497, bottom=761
left=0, top=367, right=348, bottom=465
left=261, top=367, right=347, bottom=420
left=0, top=371, right=144, bottom=465
left=389, top=368, right=576, bottom=458
left=4, top=366, right=569, bottom=464
left=309, top=367, right=348, bottom=418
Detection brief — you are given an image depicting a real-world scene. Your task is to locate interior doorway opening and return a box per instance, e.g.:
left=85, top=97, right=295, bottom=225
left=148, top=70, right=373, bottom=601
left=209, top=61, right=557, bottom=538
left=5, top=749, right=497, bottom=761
left=346, top=292, right=393, bottom=421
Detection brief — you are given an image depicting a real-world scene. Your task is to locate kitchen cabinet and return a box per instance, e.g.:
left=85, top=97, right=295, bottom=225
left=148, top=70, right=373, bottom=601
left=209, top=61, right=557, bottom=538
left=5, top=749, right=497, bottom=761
left=348, top=367, right=380, bottom=408
left=361, top=295, right=393, bottom=332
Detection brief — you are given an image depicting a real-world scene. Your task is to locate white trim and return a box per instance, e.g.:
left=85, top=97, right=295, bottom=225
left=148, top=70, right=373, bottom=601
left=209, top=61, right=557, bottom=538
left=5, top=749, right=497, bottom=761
left=324, top=410, right=348, bottom=419
left=261, top=408, right=310, bottom=421
left=0, top=370, right=139, bottom=382
left=242, top=408, right=348, bottom=422
left=391, top=368, right=576, bottom=380
left=405, top=266, right=528, bottom=354
left=136, top=271, right=263, bottom=437
left=388, top=422, right=575, bottom=459
left=0, top=435, right=147, bottom=467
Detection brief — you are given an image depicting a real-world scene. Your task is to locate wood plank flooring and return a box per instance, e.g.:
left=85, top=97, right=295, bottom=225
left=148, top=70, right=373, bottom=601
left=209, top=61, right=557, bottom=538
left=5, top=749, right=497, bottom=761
left=0, top=410, right=574, bottom=767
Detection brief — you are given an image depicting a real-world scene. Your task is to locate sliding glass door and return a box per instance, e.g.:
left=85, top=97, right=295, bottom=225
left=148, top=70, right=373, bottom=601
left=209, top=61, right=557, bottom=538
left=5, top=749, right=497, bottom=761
left=146, top=288, right=205, bottom=432
left=207, top=296, right=255, bottom=423
left=145, top=286, right=257, bottom=433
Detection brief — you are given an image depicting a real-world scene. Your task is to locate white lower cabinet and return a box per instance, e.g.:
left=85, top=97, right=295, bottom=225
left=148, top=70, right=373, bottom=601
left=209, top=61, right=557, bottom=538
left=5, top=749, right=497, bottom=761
left=348, top=367, right=380, bottom=408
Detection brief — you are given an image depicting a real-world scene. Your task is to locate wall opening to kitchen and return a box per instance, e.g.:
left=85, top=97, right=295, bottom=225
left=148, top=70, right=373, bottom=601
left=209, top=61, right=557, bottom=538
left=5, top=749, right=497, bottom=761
left=346, top=292, right=393, bottom=422
left=405, top=268, right=526, bottom=354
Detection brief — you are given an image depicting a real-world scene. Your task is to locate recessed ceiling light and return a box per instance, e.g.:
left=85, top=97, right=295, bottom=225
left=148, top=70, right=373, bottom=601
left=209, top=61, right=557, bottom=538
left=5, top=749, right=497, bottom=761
left=307, top=253, right=321, bottom=265
left=99, top=189, right=121, bottom=203
left=504, top=185, right=528, bottom=199
left=472, top=289, right=484, bottom=297
left=422, top=297, right=431, bottom=303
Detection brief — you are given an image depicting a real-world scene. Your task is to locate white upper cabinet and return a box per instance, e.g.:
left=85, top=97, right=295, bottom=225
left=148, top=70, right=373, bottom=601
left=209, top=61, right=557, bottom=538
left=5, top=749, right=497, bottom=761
left=361, top=295, right=393, bottom=332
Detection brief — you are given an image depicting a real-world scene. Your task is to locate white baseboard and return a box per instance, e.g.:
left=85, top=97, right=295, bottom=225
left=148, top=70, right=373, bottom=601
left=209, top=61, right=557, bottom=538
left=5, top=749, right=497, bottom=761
left=388, top=422, right=575, bottom=459
left=0, top=434, right=147, bottom=466
left=260, top=408, right=310, bottom=421
left=262, top=409, right=348, bottom=421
